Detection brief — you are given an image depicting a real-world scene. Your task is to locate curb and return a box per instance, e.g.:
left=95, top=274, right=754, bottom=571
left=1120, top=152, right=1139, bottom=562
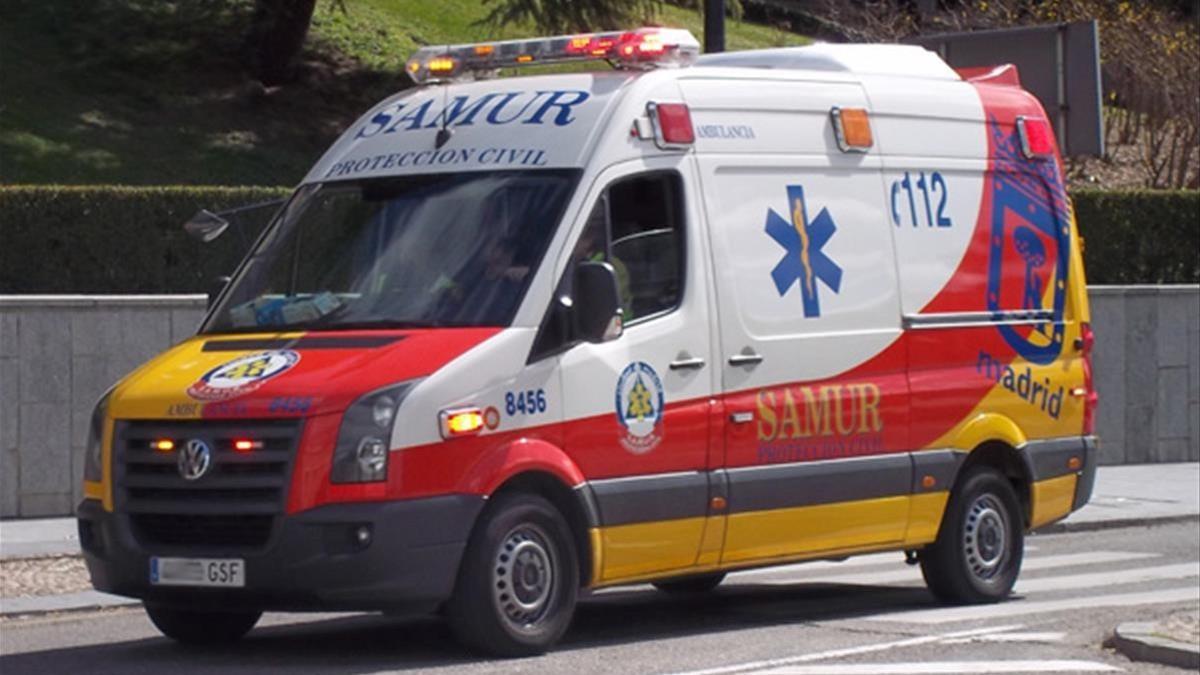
left=1110, top=621, right=1200, bottom=670
left=1033, top=513, right=1200, bottom=535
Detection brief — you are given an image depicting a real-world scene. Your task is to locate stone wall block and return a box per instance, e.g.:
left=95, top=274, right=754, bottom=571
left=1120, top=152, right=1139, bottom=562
left=1189, top=401, right=1199, bottom=461
left=18, top=402, right=72, bottom=494
left=1, top=357, right=18, bottom=453
left=1090, top=292, right=1126, bottom=464
left=1156, top=293, right=1193, bottom=367
left=1156, top=439, right=1190, bottom=463
left=20, top=493, right=72, bottom=518
left=71, top=356, right=113, bottom=450
left=1156, top=367, right=1190, bottom=440
left=71, top=443, right=85, bottom=505
left=115, top=308, right=173, bottom=376
left=0, top=312, right=17, bottom=357
left=1123, top=405, right=1154, bottom=463
left=18, top=311, right=71, bottom=404
left=170, top=308, right=205, bottom=343
left=1, top=445, right=18, bottom=518
left=70, top=311, right=122, bottom=357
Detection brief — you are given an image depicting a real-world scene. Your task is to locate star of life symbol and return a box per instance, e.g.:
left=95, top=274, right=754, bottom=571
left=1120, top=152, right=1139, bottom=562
left=615, top=361, right=664, bottom=455
left=765, top=185, right=842, bottom=318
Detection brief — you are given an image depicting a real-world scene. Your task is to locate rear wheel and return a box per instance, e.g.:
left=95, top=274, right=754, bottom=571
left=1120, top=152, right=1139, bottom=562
left=447, top=493, right=579, bottom=656
left=653, top=573, right=726, bottom=594
left=144, top=603, right=261, bottom=645
left=920, top=467, right=1024, bottom=604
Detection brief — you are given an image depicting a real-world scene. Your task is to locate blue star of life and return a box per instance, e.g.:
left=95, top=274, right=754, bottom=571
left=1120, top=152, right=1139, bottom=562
left=765, top=185, right=842, bottom=317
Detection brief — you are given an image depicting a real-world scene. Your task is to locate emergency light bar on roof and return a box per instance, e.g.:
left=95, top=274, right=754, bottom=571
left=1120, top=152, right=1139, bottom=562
left=406, top=27, right=700, bottom=84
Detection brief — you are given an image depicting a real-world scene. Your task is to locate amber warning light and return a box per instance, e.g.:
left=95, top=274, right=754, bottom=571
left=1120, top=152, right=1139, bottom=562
left=440, top=408, right=485, bottom=439
left=405, top=27, right=699, bottom=84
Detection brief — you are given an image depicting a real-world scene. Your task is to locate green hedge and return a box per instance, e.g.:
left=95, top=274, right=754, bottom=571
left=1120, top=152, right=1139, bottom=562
left=1073, top=189, right=1200, bottom=285
left=0, top=186, right=1196, bottom=293
left=0, top=185, right=289, bottom=293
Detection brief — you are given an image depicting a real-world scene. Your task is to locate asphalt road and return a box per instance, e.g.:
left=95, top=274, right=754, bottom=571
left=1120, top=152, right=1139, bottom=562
left=2, top=521, right=1197, bottom=675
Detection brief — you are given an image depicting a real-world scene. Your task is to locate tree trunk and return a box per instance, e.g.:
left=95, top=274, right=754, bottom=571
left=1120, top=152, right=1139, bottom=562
left=246, top=0, right=318, bottom=86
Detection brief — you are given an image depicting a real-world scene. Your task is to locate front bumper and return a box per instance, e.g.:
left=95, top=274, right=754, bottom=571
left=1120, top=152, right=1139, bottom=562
left=77, top=495, right=484, bottom=613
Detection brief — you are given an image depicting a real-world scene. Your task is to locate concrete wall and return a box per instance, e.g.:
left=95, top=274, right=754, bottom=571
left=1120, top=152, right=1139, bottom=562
left=0, top=296, right=207, bottom=518
left=0, top=287, right=1197, bottom=517
left=1090, top=286, right=1200, bottom=466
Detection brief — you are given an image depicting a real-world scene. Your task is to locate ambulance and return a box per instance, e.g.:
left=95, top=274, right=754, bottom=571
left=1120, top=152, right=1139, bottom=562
left=78, top=27, right=1099, bottom=655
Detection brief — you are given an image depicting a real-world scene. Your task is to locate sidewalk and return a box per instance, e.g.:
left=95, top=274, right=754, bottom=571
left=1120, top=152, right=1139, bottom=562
left=1, top=462, right=1197, bottom=617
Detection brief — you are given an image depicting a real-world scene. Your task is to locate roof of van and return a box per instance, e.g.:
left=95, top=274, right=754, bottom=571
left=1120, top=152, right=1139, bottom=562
left=695, top=43, right=960, bottom=81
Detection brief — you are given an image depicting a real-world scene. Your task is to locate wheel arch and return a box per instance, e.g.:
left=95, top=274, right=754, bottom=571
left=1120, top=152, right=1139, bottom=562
left=456, top=438, right=597, bottom=588
left=959, top=440, right=1034, bottom=528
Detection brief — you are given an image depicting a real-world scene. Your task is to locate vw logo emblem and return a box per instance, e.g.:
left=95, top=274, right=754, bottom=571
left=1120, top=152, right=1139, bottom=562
left=178, top=439, right=212, bottom=481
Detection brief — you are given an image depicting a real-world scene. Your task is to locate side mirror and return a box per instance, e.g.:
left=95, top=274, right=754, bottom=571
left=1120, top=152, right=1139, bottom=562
left=572, top=261, right=623, bottom=343
left=207, top=276, right=232, bottom=310
left=184, top=209, right=230, bottom=243
left=184, top=198, right=286, bottom=243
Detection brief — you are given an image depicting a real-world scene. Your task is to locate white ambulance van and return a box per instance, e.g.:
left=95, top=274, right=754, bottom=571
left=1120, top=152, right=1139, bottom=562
left=79, top=28, right=1098, bottom=655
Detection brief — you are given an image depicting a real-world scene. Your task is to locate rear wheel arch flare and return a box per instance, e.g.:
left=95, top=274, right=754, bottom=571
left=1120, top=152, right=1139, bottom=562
left=486, top=471, right=594, bottom=589
left=959, top=441, right=1033, bottom=528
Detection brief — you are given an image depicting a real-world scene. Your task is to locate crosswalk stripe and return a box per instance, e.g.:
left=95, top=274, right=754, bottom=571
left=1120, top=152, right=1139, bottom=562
left=732, top=551, right=1160, bottom=588
left=870, top=586, right=1200, bottom=624
left=749, top=660, right=1120, bottom=674
left=1015, top=561, right=1198, bottom=593
left=661, top=625, right=1025, bottom=675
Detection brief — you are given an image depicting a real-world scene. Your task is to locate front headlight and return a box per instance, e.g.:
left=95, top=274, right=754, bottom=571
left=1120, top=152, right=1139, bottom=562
left=331, top=382, right=417, bottom=484
left=83, top=390, right=112, bottom=483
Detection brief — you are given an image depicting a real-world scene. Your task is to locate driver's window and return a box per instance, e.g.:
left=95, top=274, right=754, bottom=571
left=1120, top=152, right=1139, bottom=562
left=531, top=170, right=685, bottom=359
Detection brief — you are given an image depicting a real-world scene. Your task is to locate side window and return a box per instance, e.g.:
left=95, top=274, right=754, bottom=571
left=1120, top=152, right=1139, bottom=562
left=573, top=171, right=686, bottom=323
left=531, top=171, right=686, bottom=359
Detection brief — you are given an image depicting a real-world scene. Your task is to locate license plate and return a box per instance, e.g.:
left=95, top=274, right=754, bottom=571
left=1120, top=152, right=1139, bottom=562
left=150, top=557, right=245, bottom=588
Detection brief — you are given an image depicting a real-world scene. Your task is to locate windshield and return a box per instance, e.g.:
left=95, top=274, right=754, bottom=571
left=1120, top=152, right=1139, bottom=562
left=203, top=170, right=580, bottom=333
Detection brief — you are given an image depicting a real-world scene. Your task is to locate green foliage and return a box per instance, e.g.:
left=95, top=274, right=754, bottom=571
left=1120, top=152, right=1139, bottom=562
left=1073, top=189, right=1200, bottom=284
left=0, top=186, right=290, bottom=294
left=479, top=0, right=666, bottom=32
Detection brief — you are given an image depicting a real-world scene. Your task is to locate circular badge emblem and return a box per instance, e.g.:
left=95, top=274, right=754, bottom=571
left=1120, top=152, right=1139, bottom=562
left=187, top=350, right=300, bottom=402
left=614, top=361, right=665, bottom=454
left=483, top=406, right=501, bottom=431
left=178, top=438, right=212, bottom=481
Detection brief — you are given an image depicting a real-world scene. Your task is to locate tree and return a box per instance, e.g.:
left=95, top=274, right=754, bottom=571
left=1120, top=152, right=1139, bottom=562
left=245, top=0, right=319, bottom=85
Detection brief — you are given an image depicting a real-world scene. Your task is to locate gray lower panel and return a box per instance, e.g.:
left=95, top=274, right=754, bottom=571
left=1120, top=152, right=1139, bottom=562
left=911, top=450, right=965, bottom=493
left=590, top=472, right=709, bottom=527
left=726, top=454, right=912, bottom=514
left=1022, top=436, right=1090, bottom=481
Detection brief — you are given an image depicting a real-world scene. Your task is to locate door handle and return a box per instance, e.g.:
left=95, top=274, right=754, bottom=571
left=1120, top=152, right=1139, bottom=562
left=730, top=411, right=755, bottom=424
left=728, top=352, right=764, bottom=366
left=669, top=356, right=706, bottom=370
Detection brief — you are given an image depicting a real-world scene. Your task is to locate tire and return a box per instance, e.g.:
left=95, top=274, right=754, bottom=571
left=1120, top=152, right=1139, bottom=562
left=447, top=493, right=579, bottom=657
left=652, top=573, right=726, bottom=594
left=920, top=466, right=1024, bottom=604
left=144, top=603, right=261, bottom=645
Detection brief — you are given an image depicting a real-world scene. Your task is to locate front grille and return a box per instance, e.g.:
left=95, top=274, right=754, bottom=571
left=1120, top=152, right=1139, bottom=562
left=117, top=419, right=301, bottom=550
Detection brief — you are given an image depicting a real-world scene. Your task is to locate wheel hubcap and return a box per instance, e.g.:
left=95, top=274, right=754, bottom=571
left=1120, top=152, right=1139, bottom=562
left=492, top=524, right=555, bottom=629
left=963, top=494, right=1008, bottom=580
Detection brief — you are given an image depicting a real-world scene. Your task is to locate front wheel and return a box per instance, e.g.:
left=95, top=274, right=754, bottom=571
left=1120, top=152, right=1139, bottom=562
left=920, top=467, right=1024, bottom=604
left=447, top=493, right=579, bottom=656
left=144, top=603, right=261, bottom=644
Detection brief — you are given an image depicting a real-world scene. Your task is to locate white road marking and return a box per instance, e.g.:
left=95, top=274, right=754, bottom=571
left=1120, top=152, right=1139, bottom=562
left=940, top=631, right=1065, bottom=644
left=1015, top=561, right=1199, bottom=593
left=735, top=551, right=1160, bottom=588
left=871, top=586, right=1200, bottom=624
left=660, top=625, right=1025, bottom=675
left=730, top=547, right=1038, bottom=580
left=750, top=660, right=1120, bottom=674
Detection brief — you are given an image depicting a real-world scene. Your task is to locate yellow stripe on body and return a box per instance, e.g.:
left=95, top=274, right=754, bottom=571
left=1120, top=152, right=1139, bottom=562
left=1029, top=473, right=1077, bottom=529
left=722, top=496, right=910, bottom=563
left=596, top=516, right=708, bottom=582
left=904, top=491, right=949, bottom=546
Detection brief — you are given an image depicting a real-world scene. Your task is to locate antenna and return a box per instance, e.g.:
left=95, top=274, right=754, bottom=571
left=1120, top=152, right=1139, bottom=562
left=435, top=43, right=453, bottom=149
